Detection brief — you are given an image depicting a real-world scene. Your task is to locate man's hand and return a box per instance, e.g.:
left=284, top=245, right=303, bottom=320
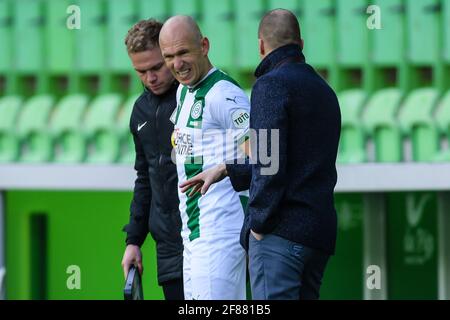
left=121, top=244, right=143, bottom=279
left=251, top=230, right=264, bottom=241
left=179, top=164, right=228, bottom=196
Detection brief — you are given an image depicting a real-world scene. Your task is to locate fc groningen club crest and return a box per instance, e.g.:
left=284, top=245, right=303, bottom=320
left=190, top=101, right=203, bottom=120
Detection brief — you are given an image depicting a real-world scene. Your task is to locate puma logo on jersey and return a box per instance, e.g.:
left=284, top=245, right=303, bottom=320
left=226, top=96, right=238, bottom=104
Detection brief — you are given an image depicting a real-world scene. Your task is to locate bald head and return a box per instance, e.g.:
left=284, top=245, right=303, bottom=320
left=160, top=15, right=203, bottom=46
left=258, top=9, right=302, bottom=52
left=158, top=15, right=212, bottom=86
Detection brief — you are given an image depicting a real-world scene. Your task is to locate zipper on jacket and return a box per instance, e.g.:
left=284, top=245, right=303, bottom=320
left=155, top=101, right=163, bottom=168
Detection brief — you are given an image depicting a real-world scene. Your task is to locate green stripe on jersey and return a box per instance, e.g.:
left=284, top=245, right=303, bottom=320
left=175, top=86, right=188, bottom=125
left=239, top=195, right=249, bottom=212
left=184, top=156, right=203, bottom=241
left=185, top=69, right=240, bottom=129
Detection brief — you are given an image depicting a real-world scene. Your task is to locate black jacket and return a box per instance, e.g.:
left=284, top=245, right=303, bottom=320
left=227, top=44, right=341, bottom=255
left=123, top=82, right=183, bottom=284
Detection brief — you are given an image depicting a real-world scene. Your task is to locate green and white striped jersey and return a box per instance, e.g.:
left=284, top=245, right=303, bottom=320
left=172, top=68, right=250, bottom=242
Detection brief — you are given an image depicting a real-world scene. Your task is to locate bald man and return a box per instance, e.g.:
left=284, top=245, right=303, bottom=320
left=181, top=9, right=341, bottom=300
left=159, top=16, right=250, bottom=300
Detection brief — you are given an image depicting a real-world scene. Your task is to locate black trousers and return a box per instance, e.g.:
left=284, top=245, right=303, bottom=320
left=162, top=277, right=184, bottom=300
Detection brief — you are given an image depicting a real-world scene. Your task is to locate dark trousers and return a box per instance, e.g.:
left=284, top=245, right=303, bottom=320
left=248, top=233, right=330, bottom=300
left=162, top=277, right=184, bottom=300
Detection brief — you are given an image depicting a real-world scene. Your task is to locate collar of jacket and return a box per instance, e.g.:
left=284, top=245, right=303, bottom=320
left=254, top=43, right=305, bottom=78
left=143, top=80, right=179, bottom=99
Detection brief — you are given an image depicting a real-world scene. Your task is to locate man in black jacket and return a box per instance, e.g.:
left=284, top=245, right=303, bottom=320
left=180, top=9, right=341, bottom=300
left=121, top=19, right=183, bottom=300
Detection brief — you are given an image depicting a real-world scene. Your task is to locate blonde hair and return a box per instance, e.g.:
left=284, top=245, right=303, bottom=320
left=125, top=19, right=163, bottom=53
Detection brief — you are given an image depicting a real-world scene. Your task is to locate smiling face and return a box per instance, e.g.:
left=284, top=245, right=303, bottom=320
left=129, top=48, right=175, bottom=95
left=159, top=20, right=211, bottom=86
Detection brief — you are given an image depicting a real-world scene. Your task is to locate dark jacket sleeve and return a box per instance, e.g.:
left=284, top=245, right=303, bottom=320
left=248, top=77, right=288, bottom=234
left=226, top=162, right=251, bottom=192
left=122, top=117, right=151, bottom=247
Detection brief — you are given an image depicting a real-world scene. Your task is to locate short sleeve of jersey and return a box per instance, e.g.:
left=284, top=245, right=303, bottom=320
left=207, top=82, right=250, bottom=146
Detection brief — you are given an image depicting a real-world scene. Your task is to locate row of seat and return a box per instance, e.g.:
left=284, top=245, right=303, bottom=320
left=0, top=0, right=449, bottom=77
left=339, top=87, right=450, bottom=163
left=2, top=86, right=450, bottom=164
left=0, top=93, right=137, bottom=163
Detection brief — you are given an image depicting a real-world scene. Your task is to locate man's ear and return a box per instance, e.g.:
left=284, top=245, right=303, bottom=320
left=201, top=37, right=210, bottom=56
left=300, top=38, right=304, bottom=50
left=258, top=38, right=265, bottom=58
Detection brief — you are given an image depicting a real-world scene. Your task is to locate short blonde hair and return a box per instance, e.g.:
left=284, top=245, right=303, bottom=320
left=125, top=19, right=163, bottom=53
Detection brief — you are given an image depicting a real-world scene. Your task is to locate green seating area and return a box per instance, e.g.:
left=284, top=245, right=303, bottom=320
left=1, top=0, right=449, bottom=163
left=2, top=87, right=450, bottom=164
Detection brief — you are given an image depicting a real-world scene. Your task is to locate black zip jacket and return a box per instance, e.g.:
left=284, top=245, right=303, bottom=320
left=123, top=81, right=183, bottom=284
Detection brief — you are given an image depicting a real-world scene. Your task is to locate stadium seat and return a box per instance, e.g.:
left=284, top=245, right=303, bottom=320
left=50, top=94, right=90, bottom=163
left=137, top=0, right=168, bottom=21
left=0, top=0, right=13, bottom=79
left=75, top=0, right=106, bottom=74
left=201, top=0, right=235, bottom=71
left=362, top=88, right=404, bottom=162
left=406, top=0, right=441, bottom=65
left=433, top=90, right=450, bottom=161
left=0, top=96, right=23, bottom=162
left=46, top=0, right=75, bottom=75
left=444, top=0, right=450, bottom=63
left=83, top=94, right=122, bottom=163
left=16, top=95, right=55, bottom=162
left=235, top=0, right=265, bottom=70
left=13, top=0, right=45, bottom=74
left=337, top=89, right=367, bottom=163
left=170, top=0, right=200, bottom=19
left=371, top=0, right=406, bottom=66
left=302, top=0, right=336, bottom=68
left=267, top=0, right=300, bottom=14
left=336, top=0, right=368, bottom=67
left=107, top=0, right=137, bottom=73
left=117, top=94, right=139, bottom=164
left=397, top=88, right=440, bottom=161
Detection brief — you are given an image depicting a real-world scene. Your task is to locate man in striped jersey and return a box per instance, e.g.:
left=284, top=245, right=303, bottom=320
left=159, top=16, right=249, bottom=300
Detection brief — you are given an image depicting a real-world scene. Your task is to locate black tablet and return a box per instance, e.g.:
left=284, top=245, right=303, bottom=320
left=124, top=265, right=144, bottom=300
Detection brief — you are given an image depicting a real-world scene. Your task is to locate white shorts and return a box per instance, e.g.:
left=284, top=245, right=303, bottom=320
left=183, top=233, right=246, bottom=300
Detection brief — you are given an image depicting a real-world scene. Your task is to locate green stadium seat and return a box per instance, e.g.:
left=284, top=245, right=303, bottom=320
left=83, top=94, right=122, bottom=163
left=74, top=0, right=106, bottom=74
left=17, top=95, right=54, bottom=163
left=372, top=0, right=406, bottom=66
left=302, top=0, right=336, bottom=68
left=0, top=96, right=23, bottom=162
left=397, top=88, right=440, bottom=161
left=201, top=0, right=235, bottom=71
left=444, top=0, right=450, bottom=63
left=46, top=0, right=75, bottom=74
left=433, top=90, right=450, bottom=161
left=336, top=0, right=369, bottom=67
left=170, top=0, right=200, bottom=19
left=362, top=88, right=403, bottom=162
left=235, top=0, right=265, bottom=70
left=337, top=89, right=367, bottom=163
left=267, top=0, right=300, bottom=13
left=117, top=94, right=139, bottom=164
left=50, top=94, right=90, bottom=163
left=137, top=0, right=168, bottom=21
left=0, top=0, right=13, bottom=77
left=13, top=0, right=45, bottom=74
left=406, top=0, right=441, bottom=65
left=107, top=0, right=137, bottom=73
